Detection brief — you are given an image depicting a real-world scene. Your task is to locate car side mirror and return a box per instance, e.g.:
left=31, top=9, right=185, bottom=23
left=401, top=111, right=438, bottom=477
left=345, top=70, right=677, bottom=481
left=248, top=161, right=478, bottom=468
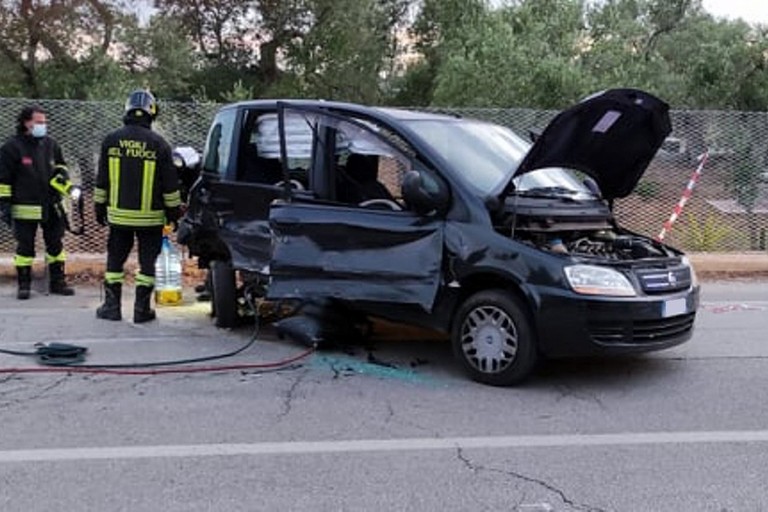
left=402, top=169, right=449, bottom=216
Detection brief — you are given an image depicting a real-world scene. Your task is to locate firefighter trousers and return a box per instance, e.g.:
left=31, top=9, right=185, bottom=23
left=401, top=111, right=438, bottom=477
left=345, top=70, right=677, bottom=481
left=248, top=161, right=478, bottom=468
left=13, top=214, right=65, bottom=267
left=106, top=226, right=163, bottom=284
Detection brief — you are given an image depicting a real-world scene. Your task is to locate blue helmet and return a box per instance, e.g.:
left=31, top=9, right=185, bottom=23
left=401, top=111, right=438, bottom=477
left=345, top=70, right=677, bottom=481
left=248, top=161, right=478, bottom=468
left=125, top=89, right=158, bottom=119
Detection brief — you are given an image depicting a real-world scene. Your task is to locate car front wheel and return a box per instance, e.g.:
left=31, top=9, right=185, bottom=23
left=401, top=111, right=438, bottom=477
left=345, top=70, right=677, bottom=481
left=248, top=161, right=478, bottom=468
left=451, top=290, right=537, bottom=386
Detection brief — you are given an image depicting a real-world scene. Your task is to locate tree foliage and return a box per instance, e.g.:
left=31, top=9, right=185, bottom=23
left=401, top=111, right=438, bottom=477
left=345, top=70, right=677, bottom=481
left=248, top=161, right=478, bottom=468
left=0, top=0, right=121, bottom=98
left=426, top=0, right=589, bottom=107
left=0, top=0, right=765, bottom=111
left=281, top=0, right=409, bottom=103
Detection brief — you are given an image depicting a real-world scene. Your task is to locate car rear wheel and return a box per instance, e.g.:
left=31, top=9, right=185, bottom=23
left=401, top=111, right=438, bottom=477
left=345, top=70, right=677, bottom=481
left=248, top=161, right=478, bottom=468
left=451, top=290, right=537, bottom=386
left=211, top=260, right=238, bottom=328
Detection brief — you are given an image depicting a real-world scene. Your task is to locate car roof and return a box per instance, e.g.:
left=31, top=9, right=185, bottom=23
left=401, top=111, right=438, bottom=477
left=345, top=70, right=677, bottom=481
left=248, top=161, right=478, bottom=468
left=220, top=99, right=462, bottom=123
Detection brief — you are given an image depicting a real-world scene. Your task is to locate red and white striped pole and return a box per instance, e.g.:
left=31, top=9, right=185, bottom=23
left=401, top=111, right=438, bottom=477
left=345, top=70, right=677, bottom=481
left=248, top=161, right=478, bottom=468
left=657, top=151, right=709, bottom=242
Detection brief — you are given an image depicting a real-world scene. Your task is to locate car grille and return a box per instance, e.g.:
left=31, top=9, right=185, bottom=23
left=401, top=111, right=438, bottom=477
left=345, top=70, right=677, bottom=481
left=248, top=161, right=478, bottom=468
left=635, top=266, right=691, bottom=294
left=589, top=313, right=696, bottom=345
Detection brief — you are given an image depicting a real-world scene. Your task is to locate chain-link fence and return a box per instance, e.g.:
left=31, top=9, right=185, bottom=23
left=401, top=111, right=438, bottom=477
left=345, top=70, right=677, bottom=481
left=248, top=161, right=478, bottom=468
left=0, top=98, right=218, bottom=257
left=1, top=97, right=766, bottom=257
left=448, top=108, right=768, bottom=253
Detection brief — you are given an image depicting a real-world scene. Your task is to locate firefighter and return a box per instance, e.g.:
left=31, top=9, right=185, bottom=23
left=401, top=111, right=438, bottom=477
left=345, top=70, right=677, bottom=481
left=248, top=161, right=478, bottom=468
left=94, top=89, right=181, bottom=323
left=0, top=105, right=75, bottom=300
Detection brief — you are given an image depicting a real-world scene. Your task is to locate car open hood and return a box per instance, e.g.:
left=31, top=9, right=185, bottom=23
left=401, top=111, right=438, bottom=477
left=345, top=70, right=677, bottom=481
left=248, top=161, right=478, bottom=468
left=503, top=89, right=672, bottom=201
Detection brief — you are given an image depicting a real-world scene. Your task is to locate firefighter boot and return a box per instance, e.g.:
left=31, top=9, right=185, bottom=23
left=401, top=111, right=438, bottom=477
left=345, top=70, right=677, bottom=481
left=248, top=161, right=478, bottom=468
left=16, top=266, right=31, bottom=300
left=134, top=285, right=156, bottom=323
left=49, top=262, right=75, bottom=296
left=96, top=282, right=122, bottom=321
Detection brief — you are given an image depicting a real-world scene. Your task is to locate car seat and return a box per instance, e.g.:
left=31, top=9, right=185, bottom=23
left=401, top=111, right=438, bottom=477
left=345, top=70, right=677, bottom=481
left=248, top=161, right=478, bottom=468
left=337, top=154, right=394, bottom=204
left=240, top=143, right=283, bottom=185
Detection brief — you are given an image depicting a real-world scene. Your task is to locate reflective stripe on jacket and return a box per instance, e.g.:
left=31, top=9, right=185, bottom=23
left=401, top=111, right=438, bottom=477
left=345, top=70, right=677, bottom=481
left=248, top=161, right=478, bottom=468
left=0, top=134, right=69, bottom=221
left=94, top=122, right=180, bottom=227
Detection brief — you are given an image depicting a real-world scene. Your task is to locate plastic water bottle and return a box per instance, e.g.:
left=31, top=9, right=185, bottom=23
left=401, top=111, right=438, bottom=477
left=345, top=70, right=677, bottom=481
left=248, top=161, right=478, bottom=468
left=154, top=226, right=183, bottom=306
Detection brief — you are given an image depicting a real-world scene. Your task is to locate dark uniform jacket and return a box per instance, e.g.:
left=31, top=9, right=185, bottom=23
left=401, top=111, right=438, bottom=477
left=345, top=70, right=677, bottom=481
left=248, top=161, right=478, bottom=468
left=0, top=134, right=69, bottom=222
left=94, top=119, right=181, bottom=227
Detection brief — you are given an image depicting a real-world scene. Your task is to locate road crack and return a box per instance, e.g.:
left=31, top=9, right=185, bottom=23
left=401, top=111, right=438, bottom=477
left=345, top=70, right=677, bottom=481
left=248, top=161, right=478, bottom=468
left=277, top=370, right=308, bottom=421
left=455, top=448, right=610, bottom=512
left=0, top=375, right=70, bottom=410
left=382, top=402, right=440, bottom=436
left=383, top=399, right=395, bottom=424
left=131, top=376, right=152, bottom=396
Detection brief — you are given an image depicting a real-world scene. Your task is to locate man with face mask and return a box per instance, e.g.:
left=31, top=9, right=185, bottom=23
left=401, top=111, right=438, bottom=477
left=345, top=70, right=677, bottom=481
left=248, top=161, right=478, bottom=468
left=0, top=105, right=75, bottom=300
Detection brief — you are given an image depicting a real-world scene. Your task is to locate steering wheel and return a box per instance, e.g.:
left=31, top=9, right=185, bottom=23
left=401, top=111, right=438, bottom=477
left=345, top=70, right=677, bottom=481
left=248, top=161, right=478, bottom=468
left=275, top=179, right=305, bottom=191
left=359, top=198, right=403, bottom=211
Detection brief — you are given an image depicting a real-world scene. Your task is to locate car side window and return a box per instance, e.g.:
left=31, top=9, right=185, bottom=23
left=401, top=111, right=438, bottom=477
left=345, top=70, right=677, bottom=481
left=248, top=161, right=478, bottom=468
left=238, top=111, right=313, bottom=190
left=333, top=121, right=413, bottom=211
left=202, top=109, right=236, bottom=176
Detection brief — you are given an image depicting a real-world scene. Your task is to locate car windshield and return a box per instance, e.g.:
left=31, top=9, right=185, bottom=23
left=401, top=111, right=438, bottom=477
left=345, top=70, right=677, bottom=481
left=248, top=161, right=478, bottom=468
left=402, top=118, right=595, bottom=198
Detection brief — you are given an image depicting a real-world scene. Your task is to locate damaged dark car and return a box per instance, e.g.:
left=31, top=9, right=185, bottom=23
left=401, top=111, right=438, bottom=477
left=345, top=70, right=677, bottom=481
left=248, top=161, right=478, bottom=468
left=178, top=89, right=699, bottom=386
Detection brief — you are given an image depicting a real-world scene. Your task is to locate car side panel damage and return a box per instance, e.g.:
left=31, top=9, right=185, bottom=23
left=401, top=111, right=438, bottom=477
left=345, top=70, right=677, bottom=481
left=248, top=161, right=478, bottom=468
left=268, top=202, right=444, bottom=311
left=219, top=218, right=272, bottom=274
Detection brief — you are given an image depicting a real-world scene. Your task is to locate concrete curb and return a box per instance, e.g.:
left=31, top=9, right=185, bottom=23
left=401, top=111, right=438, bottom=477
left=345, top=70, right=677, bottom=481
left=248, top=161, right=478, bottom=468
left=688, top=252, right=768, bottom=278
left=0, top=254, right=206, bottom=282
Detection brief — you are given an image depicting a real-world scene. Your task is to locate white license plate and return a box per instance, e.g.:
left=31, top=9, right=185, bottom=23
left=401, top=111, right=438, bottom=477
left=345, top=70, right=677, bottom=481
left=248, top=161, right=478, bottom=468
left=662, top=298, right=688, bottom=318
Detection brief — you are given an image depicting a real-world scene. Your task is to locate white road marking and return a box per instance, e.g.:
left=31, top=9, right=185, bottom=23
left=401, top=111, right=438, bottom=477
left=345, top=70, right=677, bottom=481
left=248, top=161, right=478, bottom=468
left=2, top=430, right=768, bottom=463
left=518, top=504, right=554, bottom=512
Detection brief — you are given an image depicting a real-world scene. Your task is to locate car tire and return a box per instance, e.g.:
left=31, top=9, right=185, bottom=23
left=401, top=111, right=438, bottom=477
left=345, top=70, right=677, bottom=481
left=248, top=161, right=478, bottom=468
left=451, top=290, right=538, bottom=386
left=211, top=260, right=238, bottom=328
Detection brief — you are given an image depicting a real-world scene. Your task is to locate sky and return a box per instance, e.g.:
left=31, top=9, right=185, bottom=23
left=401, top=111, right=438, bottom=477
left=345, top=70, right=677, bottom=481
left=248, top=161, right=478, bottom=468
left=701, top=0, right=768, bottom=25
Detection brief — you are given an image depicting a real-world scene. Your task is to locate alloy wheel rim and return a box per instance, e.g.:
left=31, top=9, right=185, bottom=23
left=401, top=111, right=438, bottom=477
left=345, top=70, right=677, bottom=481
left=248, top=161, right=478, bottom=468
left=460, top=305, right=518, bottom=374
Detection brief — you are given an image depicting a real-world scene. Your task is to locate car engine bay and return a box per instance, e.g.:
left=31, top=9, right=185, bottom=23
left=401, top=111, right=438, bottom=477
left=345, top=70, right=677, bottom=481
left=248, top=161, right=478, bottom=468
left=519, top=228, right=674, bottom=260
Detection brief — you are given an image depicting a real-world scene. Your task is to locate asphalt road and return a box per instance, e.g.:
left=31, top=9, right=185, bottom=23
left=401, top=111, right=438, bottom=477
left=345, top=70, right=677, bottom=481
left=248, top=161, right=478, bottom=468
left=0, top=279, right=767, bottom=512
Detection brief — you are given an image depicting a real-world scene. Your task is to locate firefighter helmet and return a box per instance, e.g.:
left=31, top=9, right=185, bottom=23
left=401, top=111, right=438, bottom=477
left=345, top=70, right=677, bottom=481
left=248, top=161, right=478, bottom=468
left=125, top=89, right=159, bottom=119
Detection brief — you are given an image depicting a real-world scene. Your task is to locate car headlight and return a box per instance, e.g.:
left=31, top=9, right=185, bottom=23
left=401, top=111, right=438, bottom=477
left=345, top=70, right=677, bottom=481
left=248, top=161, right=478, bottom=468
left=681, top=256, right=698, bottom=287
left=564, top=265, right=636, bottom=297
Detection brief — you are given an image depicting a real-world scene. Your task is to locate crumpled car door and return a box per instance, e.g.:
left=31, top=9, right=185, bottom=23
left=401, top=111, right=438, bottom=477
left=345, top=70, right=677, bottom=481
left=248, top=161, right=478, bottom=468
left=267, top=104, right=445, bottom=311
left=268, top=202, right=444, bottom=310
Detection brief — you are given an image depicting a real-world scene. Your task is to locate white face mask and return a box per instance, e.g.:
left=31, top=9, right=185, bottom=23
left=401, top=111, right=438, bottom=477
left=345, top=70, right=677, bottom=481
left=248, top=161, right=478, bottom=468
left=31, top=123, right=47, bottom=138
